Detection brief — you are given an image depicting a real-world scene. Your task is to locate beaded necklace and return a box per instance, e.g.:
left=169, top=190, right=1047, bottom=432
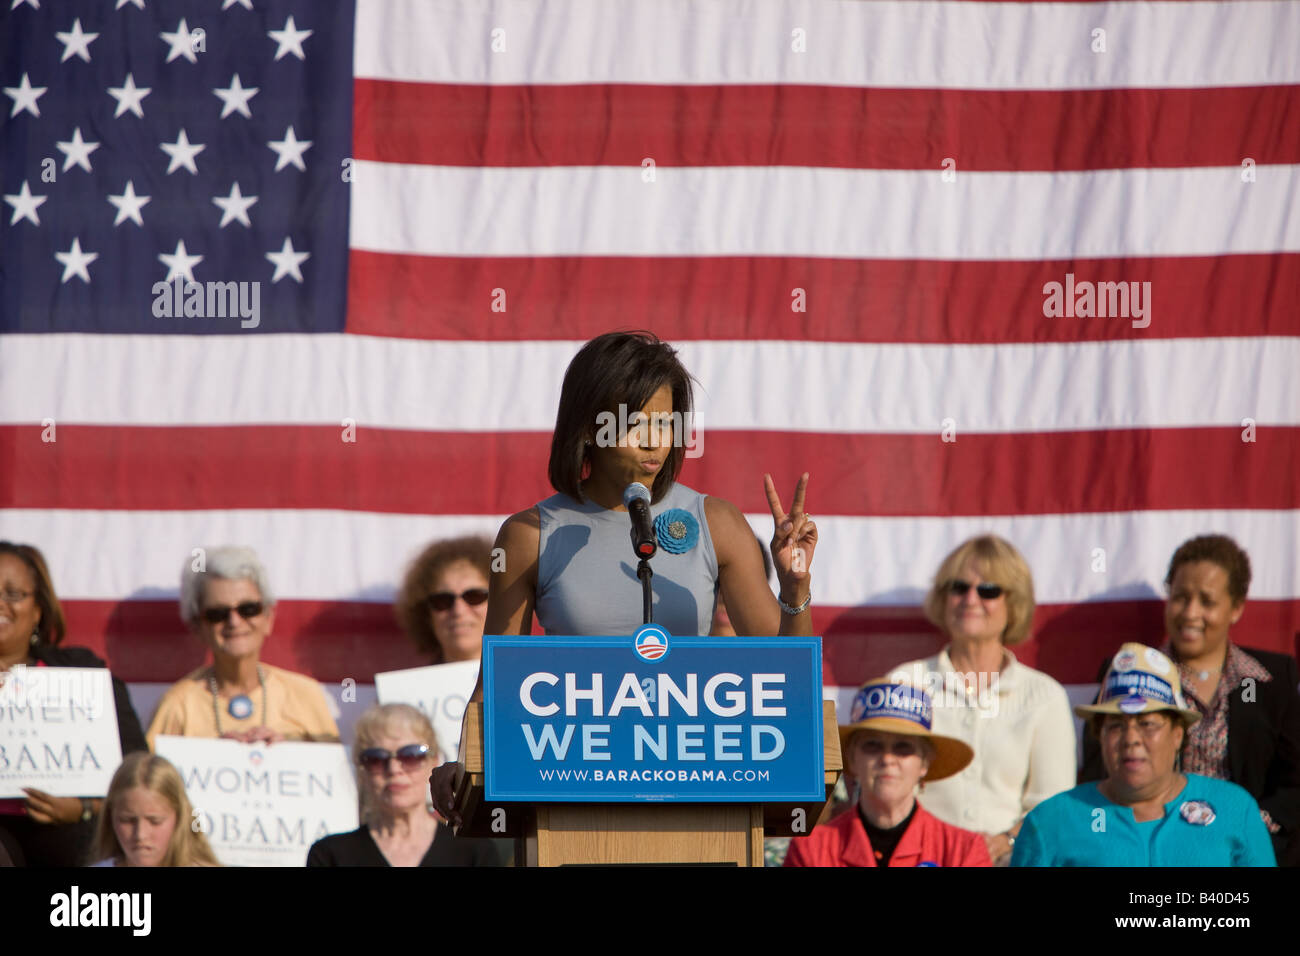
left=208, top=665, right=267, bottom=733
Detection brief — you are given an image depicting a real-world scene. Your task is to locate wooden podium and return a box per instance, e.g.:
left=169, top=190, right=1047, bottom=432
left=453, top=699, right=841, bottom=866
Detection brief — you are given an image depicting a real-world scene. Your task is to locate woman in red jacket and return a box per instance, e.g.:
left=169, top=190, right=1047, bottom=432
left=785, top=678, right=991, bottom=867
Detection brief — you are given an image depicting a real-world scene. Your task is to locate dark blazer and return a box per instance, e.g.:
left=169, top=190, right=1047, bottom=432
left=30, top=643, right=149, bottom=754
left=1079, top=645, right=1300, bottom=867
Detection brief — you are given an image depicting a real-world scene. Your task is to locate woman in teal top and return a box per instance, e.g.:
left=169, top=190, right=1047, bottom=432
left=1012, top=642, right=1274, bottom=867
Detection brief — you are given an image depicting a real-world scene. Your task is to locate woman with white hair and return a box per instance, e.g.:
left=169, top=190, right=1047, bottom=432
left=146, top=546, right=339, bottom=747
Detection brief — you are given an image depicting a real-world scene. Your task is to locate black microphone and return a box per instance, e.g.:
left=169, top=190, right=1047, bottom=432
left=623, top=482, right=657, bottom=559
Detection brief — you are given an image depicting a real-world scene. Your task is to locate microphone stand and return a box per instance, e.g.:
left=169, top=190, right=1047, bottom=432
left=637, top=557, right=654, bottom=624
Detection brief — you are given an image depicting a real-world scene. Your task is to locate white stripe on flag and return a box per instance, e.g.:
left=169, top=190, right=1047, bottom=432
left=4, top=335, right=1298, bottom=432
left=4, top=507, right=1296, bottom=604
left=349, top=163, right=1300, bottom=259
left=354, top=0, right=1300, bottom=90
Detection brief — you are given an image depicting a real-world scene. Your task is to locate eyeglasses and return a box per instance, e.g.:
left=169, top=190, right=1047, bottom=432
left=359, top=744, right=430, bottom=772
left=427, top=589, right=488, bottom=612
left=857, top=739, right=921, bottom=758
left=948, top=580, right=1004, bottom=600
left=1101, top=715, right=1172, bottom=738
left=200, top=601, right=265, bottom=624
left=0, top=588, right=33, bottom=605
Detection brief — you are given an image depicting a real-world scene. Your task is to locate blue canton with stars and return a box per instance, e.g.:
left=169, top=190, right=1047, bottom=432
left=1, top=0, right=353, bottom=334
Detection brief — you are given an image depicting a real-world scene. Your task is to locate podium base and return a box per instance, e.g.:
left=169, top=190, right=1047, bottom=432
left=525, top=804, right=763, bottom=866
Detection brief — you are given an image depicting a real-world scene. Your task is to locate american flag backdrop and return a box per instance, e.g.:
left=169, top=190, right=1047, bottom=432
left=2, top=0, right=1299, bottom=701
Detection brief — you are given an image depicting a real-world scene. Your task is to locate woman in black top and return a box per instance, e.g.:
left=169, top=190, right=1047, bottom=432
left=0, top=541, right=147, bottom=866
left=307, top=703, right=508, bottom=867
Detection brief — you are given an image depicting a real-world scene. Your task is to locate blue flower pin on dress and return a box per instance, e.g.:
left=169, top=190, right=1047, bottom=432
left=654, top=508, right=699, bottom=554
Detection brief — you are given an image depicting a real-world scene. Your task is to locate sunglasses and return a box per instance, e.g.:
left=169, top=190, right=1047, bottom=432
left=427, top=588, right=489, bottom=612
left=948, top=580, right=1004, bottom=600
left=201, top=601, right=265, bottom=624
left=359, top=744, right=430, bottom=772
left=858, top=739, right=921, bottom=758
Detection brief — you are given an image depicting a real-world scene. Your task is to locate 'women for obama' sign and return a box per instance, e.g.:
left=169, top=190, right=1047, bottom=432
left=0, top=667, right=120, bottom=797
left=154, top=737, right=358, bottom=867
left=482, top=629, right=824, bottom=802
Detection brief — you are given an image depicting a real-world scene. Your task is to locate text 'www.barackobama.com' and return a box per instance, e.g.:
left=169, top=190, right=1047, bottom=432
left=539, top=768, right=770, bottom=783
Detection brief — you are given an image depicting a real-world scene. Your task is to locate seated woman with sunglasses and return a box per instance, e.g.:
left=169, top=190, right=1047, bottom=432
left=146, top=546, right=339, bottom=748
left=307, top=704, right=508, bottom=866
left=395, top=536, right=492, bottom=665
left=889, top=535, right=1075, bottom=865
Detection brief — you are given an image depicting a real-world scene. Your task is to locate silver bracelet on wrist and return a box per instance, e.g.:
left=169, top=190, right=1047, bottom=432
left=778, top=592, right=811, bottom=616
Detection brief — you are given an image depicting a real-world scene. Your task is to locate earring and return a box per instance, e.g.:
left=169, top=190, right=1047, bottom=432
left=30, top=631, right=39, bottom=647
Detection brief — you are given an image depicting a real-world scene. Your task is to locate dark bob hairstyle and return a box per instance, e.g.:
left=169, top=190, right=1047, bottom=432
left=548, top=331, right=695, bottom=504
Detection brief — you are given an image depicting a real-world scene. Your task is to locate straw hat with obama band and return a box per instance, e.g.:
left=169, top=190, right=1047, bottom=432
left=785, top=679, right=990, bottom=867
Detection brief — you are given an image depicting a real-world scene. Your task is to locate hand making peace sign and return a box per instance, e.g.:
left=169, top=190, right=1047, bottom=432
left=764, top=472, right=816, bottom=601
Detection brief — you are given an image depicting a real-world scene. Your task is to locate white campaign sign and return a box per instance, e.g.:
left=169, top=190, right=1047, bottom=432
left=154, top=736, right=358, bottom=867
left=374, top=660, right=478, bottom=761
left=0, top=667, right=121, bottom=797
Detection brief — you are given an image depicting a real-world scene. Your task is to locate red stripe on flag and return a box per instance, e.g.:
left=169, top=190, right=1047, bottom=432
left=346, top=251, right=1300, bottom=343
left=6, top=425, right=1294, bottom=517
left=62, top=598, right=1300, bottom=685
left=353, top=81, right=1300, bottom=170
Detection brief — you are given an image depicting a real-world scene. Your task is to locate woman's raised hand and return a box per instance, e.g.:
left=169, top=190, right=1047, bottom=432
left=764, top=472, right=816, bottom=598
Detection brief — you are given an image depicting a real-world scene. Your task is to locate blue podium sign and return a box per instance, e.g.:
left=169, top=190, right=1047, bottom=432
left=482, top=627, right=824, bottom=802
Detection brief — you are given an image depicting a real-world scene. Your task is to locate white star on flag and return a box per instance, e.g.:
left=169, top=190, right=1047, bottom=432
left=213, top=182, right=258, bottom=228
left=214, top=74, right=259, bottom=119
left=4, top=180, right=47, bottom=226
left=160, top=128, right=206, bottom=175
left=267, top=125, right=312, bottom=172
left=158, top=240, right=204, bottom=283
left=56, top=127, right=100, bottom=173
left=12, top=0, right=40, bottom=11
left=268, top=15, right=312, bottom=61
left=55, top=238, right=98, bottom=284
left=107, top=73, right=151, bottom=118
left=222, top=0, right=253, bottom=9
left=107, top=180, right=151, bottom=227
left=266, top=237, right=310, bottom=283
left=116, top=0, right=145, bottom=9
left=55, top=18, right=99, bottom=62
left=161, top=18, right=201, bottom=64
left=4, top=72, right=47, bottom=118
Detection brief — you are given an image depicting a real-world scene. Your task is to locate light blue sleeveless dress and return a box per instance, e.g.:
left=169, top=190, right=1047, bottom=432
left=535, top=482, right=719, bottom=637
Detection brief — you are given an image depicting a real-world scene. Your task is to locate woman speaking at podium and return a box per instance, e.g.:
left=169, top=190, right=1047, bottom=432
left=431, top=331, right=818, bottom=822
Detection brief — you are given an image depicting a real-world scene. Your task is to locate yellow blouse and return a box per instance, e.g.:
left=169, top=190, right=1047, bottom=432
left=146, top=663, right=340, bottom=749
